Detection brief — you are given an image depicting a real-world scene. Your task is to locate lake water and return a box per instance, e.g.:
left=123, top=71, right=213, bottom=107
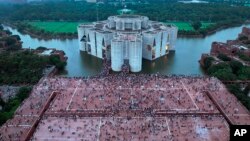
left=3, top=24, right=250, bottom=77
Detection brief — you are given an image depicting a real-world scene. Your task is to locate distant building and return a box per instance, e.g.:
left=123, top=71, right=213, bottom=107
left=27, top=0, right=42, bottom=2
left=78, top=15, right=178, bottom=72
left=210, top=27, right=250, bottom=57
left=86, top=0, right=97, bottom=2
left=0, top=0, right=27, bottom=3
left=36, top=48, right=68, bottom=62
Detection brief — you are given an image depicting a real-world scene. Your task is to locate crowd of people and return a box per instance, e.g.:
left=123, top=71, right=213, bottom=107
left=31, top=115, right=229, bottom=141
left=1, top=61, right=249, bottom=140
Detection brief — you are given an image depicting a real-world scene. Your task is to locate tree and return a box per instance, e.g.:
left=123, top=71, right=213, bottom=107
left=0, top=97, right=5, bottom=107
left=211, top=68, right=236, bottom=81
left=36, top=46, right=47, bottom=50
left=207, top=62, right=231, bottom=75
left=191, top=21, right=202, bottom=31
left=10, top=35, right=21, bottom=41
left=229, top=60, right=243, bottom=74
left=1, top=37, right=17, bottom=46
left=16, top=87, right=32, bottom=101
left=49, top=55, right=66, bottom=70
left=0, top=24, right=3, bottom=31
left=238, top=35, right=248, bottom=41
left=244, top=84, right=250, bottom=96
left=203, top=57, right=214, bottom=69
left=237, top=66, right=250, bottom=80
left=217, top=53, right=231, bottom=61
left=7, top=44, right=22, bottom=51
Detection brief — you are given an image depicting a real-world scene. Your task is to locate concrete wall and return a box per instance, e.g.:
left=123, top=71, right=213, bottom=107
left=111, top=40, right=124, bottom=71
left=161, top=31, right=169, bottom=56
left=169, top=26, right=178, bottom=50
left=154, top=32, right=161, bottom=59
left=103, top=32, right=113, bottom=60
left=124, top=41, right=129, bottom=60
left=129, top=40, right=142, bottom=72
left=142, top=33, right=153, bottom=60
left=95, top=32, right=104, bottom=59
left=89, top=30, right=96, bottom=56
left=77, top=27, right=85, bottom=51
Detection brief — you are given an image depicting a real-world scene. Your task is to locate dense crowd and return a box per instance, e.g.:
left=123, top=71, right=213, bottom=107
left=1, top=63, right=249, bottom=140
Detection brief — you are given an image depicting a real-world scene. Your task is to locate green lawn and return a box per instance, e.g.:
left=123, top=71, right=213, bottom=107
left=29, top=21, right=214, bottom=33
left=29, top=21, right=90, bottom=33
left=165, top=22, right=214, bottom=31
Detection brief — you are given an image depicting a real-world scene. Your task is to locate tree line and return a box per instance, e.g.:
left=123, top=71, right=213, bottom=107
left=0, top=2, right=250, bottom=23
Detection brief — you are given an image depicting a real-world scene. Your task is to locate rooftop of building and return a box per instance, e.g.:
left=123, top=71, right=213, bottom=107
left=78, top=15, right=177, bottom=34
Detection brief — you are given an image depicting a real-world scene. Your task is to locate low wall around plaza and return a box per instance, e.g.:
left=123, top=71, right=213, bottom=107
left=24, top=91, right=58, bottom=141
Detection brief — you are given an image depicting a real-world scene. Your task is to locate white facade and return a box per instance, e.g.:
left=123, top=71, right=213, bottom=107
left=78, top=15, right=178, bottom=72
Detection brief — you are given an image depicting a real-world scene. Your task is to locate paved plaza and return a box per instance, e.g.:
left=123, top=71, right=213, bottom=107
left=0, top=74, right=249, bottom=141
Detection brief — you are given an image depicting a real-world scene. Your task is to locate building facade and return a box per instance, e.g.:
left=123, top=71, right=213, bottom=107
left=78, top=15, right=178, bottom=72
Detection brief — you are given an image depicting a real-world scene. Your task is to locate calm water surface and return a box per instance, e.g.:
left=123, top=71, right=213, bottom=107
left=4, top=24, right=250, bottom=77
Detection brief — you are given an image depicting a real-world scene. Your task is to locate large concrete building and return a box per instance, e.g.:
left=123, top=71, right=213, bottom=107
left=78, top=15, right=178, bottom=72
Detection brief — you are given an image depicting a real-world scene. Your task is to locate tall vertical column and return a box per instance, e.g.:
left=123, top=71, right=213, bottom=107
left=77, top=26, right=85, bottom=51
left=129, top=40, right=142, bottom=72
left=111, top=40, right=124, bottom=71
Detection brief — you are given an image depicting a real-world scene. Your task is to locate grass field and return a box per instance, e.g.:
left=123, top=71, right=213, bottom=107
left=28, top=21, right=214, bottom=33
left=165, top=22, right=214, bottom=31
left=29, top=21, right=89, bottom=33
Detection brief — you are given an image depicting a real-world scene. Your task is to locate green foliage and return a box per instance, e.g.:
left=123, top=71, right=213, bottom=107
left=0, top=51, right=48, bottom=84
left=29, top=21, right=87, bottom=33
left=227, top=84, right=250, bottom=110
left=4, top=30, right=12, bottom=35
left=0, top=2, right=250, bottom=24
left=0, top=97, right=5, bottom=107
left=238, top=35, right=248, bottom=41
left=227, top=84, right=242, bottom=94
left=49, top=55, right=66, bottom=70
left=202, top=55, right=250, bottom=110
left=0, top=24, right=3, bottom=30
left=10, top=35, right=21, bottom=41
left=207, top=62, right=231, bottom=74
left=0, top=2, right=248, bottom=36
left=16, top=87, right=32, bottom=101
left=3, top=99, right=20, bottom=112
left=237, top=66, right=250, bottom=80
left=0, top=35, right=22, bottom=50
left=229, top=60, right=243, bottom=74
left=165, top=22, right=214, bottom=31
left=244, top=84, right=250, bottom=96
left=7, top=44, right=22, bottom=51
left=206, top=62, right=237, bottom=81
left=36, top=46, right=48, bottom=50
left=211, top=68, right=236, bottom=81
left=191, top=21, right=202, bottom=31
left=0, top=37, right=17, bottom=46
left=238, top=53, right=250, bottom=62
left=205, top=60, right=249, bottom=81
left=203, top=57, right=214, bottom=69
left=0, top=112, right=10, bottom=125
left=217, top=53, right=231, bottom=61
left=0, top=86, right=31, bottom=126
